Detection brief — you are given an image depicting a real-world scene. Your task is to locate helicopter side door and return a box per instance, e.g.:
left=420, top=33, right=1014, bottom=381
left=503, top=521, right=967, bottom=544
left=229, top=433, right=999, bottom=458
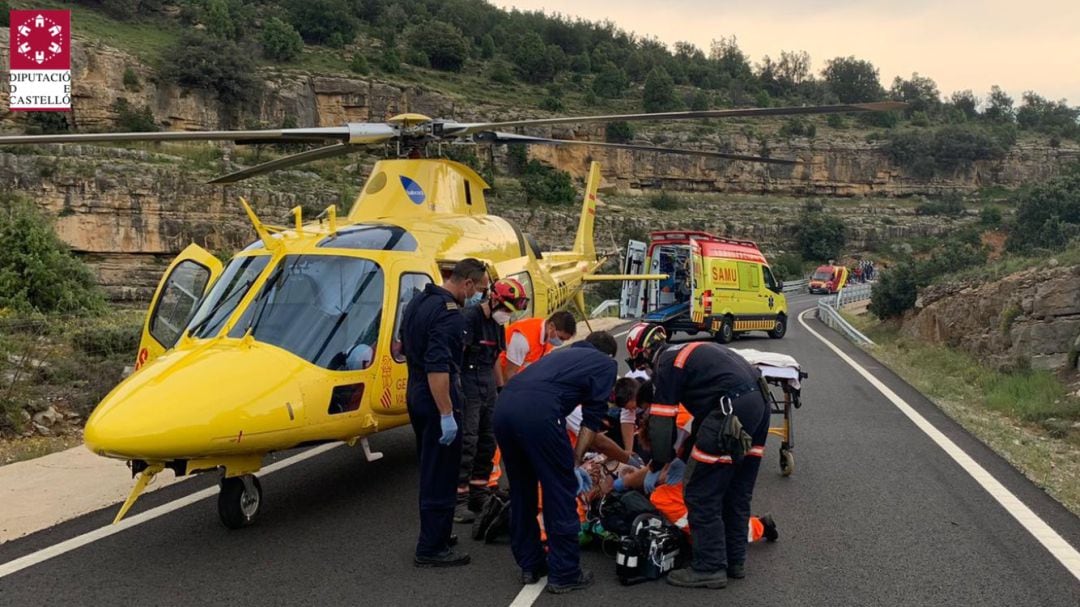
left=137, top=243, right=223, bottom=370
left=689, top=238, right=706, bottom=325
left=619, top=239, right=647, bottom=318
left=377, top=263, right=434, bottom=416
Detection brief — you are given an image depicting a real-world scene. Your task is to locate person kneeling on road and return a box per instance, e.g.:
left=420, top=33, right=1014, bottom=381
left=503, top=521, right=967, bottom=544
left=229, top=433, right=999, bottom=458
left=632, top=324, right=771, bottom=589
left=493, top=330, right=619, bottom=595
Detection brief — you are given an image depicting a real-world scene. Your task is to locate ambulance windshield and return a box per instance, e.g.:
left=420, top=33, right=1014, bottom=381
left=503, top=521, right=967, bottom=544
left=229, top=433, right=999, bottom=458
left=812, top=270, right=833, bottom=281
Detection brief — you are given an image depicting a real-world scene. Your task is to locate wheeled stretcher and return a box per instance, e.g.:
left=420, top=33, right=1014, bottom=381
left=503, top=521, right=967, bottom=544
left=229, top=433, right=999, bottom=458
left=733, top=349, right=807, bottom=476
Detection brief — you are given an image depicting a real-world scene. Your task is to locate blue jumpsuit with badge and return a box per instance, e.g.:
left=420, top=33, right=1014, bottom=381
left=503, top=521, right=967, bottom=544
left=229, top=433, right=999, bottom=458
left=493, top=341, right=617, bottom=585
left=400, top=283, right=466, bottom=558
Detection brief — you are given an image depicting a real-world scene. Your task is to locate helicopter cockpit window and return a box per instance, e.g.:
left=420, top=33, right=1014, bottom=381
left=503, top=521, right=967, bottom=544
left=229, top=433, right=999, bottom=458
left=317, top=225, right=417, bottom=252
left=391, top=273, right=433, bottom=363
left=186, top=255, right=271, bottom=339
left=228, top=255, right=385, bottom=370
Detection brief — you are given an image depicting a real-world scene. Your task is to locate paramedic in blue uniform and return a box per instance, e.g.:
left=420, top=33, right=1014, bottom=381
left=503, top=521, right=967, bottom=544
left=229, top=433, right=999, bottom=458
left=643, top=336, right=770, bottom=588
left=493, top=331, right=618, bottom=594
left=400, top=258, right=489, bottom=567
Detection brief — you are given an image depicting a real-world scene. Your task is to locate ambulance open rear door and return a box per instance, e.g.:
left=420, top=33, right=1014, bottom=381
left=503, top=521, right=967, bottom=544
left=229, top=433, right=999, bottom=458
left=620, top=239, right=648, bottom=318
left=689, top=238, right=705, bottom=324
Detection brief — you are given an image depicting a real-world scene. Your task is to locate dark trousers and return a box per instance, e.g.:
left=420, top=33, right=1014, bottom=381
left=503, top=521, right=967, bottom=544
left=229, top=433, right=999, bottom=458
left=493, top=391, right=581, bottom=585
left=458, top=367, right=498, bottom=495
left=683, top=391, right=770, bottom=573
left=408, top=395, right=463, bottom=558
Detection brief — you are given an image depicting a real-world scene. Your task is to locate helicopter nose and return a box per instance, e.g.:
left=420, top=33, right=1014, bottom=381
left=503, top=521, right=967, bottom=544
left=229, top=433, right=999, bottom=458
left=84, top=341, right=308, bottom=460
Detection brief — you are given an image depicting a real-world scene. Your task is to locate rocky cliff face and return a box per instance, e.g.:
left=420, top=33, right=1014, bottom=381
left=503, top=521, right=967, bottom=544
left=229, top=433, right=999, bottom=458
left=905, top=265, right=1080, bottom=374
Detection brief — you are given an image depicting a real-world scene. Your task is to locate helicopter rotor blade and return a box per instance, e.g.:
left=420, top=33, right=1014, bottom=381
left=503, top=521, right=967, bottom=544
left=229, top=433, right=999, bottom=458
left=0, top=124, right=399, bottom=146
left=474, top=132, right=799, bottom=165
left=455, top=102, right=906, bottom=135
left=208, top=143, right=359, bottom=184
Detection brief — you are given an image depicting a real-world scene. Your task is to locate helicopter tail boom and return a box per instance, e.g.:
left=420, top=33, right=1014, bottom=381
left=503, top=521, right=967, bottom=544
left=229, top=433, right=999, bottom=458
left=573, top=161, right=601, bottom=261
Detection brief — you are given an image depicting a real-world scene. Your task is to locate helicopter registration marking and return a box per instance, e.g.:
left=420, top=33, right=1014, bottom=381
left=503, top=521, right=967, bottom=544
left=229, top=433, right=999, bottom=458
left=545, top=280, right=571, bottom=312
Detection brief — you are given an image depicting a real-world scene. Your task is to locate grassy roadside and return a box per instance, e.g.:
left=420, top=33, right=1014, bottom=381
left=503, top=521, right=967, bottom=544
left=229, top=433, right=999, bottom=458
left=843, top=311, right=1080, bottom=516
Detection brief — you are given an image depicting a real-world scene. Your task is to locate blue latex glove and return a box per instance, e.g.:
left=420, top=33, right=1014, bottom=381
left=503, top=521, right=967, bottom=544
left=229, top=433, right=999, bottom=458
left=613, top=478, right=626, bottom=492
left=627, top=453, right=645, bottom=468
left=574, top=466, right=593, bottom=495
left=644, top=469, right=661, bottom=494
left=439, top=413, right=458, bottom=446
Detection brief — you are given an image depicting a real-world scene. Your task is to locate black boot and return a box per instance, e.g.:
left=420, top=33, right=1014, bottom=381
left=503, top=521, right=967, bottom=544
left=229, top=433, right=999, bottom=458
left=666, top=567, right=727, bottom=589
left=545, top=570, right=593, bottom=594
left=761, top=514, right=779, bottom=542
left=454, top=493, right=476, bottom=524
left=414, top=549, right=471, bottom=568
left=726, top=562, right=745, bottom=579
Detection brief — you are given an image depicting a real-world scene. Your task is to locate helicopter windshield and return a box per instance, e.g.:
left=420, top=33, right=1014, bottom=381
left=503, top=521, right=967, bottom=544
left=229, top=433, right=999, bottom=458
left=186, top=255, right=271, bottom=339
left=228, top=255, right=384, bottom=370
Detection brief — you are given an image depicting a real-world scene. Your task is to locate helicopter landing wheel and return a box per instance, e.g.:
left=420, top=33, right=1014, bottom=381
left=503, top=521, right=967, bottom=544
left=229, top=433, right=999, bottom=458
left=219, top=475, right=262, bottom=529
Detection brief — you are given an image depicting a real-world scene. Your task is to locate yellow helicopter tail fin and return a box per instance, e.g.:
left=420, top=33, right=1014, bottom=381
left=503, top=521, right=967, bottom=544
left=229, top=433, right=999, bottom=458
left=572, top=161, right=601, bottom=260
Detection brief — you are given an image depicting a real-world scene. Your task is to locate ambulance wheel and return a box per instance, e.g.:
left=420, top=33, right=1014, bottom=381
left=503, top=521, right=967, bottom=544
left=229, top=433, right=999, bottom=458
left=768, top=315, right=787, bottom=339
left=779, top=449, right=794, bottom=477
left=716, top=316, right=735, bottom=344
left=219, top=475, right=261, bottom=529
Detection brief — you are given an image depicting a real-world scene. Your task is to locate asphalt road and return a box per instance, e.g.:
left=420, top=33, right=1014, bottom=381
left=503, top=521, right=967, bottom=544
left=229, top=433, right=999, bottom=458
left=2, top=293, right=1079, bottom=606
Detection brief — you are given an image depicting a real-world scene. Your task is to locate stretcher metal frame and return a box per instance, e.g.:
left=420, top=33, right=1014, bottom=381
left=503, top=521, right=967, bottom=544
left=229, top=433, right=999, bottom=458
left=761, top=368, right=807, bottom=477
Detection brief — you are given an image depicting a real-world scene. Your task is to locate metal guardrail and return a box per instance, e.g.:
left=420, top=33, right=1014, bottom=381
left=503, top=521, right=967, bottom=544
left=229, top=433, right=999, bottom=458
left=817, top=298, right=875, bottom=345
left=782, top=279, right=808, bottom=293
left=590, top=299, right=620, bottom=318
left=835, top=283, right=873, bottom=307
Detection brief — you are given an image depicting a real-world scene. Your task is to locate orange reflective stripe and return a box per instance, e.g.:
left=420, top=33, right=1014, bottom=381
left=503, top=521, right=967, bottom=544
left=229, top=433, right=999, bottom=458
left=676, top=405, right=693, bottom=431
left=650, top=404, right=679, bottom=417
left=690, top=446, right=732, bottom=464
left=749, top=516, right=764, bottom=542
left=747, top=445, right=765, bottom=458
left=674, top=342, right=706, bottom=369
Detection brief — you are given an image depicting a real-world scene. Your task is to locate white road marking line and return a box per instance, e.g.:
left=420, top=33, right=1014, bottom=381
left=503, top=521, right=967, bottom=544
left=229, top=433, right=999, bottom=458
left=798, top=309, right=1080, bottom=581
left=508, top=577, right=547, bottom=606
left=0, top=443, right=341, bottom=579
left=613, top=328, right=630, bottom=338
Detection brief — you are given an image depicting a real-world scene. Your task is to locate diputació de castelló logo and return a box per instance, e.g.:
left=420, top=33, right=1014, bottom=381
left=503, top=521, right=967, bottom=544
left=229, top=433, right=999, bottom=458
left=8, top=9, right=72, bottom=111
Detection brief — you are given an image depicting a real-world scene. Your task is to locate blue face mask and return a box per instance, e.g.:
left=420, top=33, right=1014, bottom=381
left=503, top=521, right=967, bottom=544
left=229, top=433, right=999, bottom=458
left=465, top=292, right=484, bottom=307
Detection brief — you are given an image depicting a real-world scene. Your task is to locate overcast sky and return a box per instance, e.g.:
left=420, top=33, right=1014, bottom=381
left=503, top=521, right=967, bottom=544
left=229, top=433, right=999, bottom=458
left=494, top=0, right=1080, bottom=105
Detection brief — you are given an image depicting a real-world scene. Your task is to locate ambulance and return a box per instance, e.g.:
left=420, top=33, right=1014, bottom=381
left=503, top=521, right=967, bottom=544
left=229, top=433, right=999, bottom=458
left=807, top=264, right=848, bottom=294
left=620, top=231, right=788, bottom=342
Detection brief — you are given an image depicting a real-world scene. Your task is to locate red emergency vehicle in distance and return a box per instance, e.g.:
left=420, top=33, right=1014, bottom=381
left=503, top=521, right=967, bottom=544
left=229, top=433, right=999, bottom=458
left=807, top=264, right=849, bottom=294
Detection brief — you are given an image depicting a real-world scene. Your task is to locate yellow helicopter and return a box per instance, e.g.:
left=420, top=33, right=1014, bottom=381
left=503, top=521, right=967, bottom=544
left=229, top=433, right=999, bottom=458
left=0, top=102, right=900, bottom=528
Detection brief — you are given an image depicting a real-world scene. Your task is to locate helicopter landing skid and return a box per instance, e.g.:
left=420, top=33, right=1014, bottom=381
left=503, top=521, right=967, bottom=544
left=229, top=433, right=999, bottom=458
left=361, top=438, right=384, bottom=462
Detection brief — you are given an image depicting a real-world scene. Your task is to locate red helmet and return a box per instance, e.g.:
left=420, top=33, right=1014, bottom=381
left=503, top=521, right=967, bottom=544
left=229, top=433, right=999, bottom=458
left=490, top=278, right=529, bottom=313
left=626, top=322, right=667, bottom=360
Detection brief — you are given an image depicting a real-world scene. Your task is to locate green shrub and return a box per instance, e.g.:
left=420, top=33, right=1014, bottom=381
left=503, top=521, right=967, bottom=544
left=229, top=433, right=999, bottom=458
left=488, top=61, right=514, bottom=84
left=592, top=63, right=628, bottom=99
left=521, top=160, right=575, bottom=205
left=350, top=54, right=370, bottom=75
left=538, top=96, right=564, bottom=112
left=884, top=124, right=1015, bottom=176
left=915, top=195, right=965, bottom=217
left=1008, top=166, right=1080, bottom=252
left=869, top=263, right=918, bottom=319
left=793, top=207, right=846, bottom=261
left=159, top=32, right=261, bottom=106
left=770, top=252, right=805, bottom=281
left=649, top=192, right=684, bottom=211
left=260, top=17, right=304, bottom=62
left=980, top=206, right=1003, bottom=227
left=380, top=48, right=401, bottom=73
left=284, top=0, right=357, bottom=45
left=404, top=48, right=430, bottom=68
left=122, top=67, right=140, bottom=91
left=780, top=117, right=816, bottom=138
left=642, top=67, right=680, bottom=113
left=0, top=195, right=105, bottom=315
left=112, top=99, right=158, bottom=132
left=25, top=112, right=70, bottom=135
left=70, top=320, right=140, bottom=358
left=405, top=20, right=469, bottom=72
left=826, top=113, right=847, bottom=129
left=605, top=121, right=634, bottom=144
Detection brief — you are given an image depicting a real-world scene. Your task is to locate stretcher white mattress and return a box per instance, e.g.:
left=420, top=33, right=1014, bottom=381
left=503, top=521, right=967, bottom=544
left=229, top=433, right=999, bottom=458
left=732, top=348, right=802, bottom=388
